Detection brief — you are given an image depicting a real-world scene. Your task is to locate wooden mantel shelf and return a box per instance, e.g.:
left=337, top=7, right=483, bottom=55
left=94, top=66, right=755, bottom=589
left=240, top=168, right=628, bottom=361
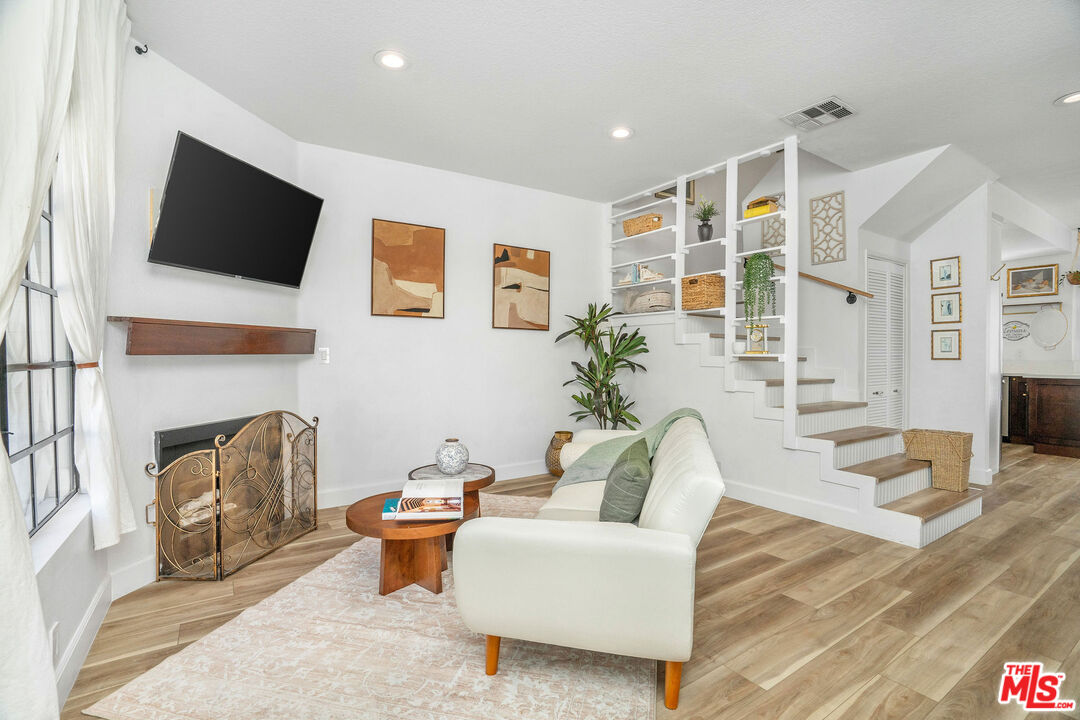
left=107, top=316, right=316, bottom=356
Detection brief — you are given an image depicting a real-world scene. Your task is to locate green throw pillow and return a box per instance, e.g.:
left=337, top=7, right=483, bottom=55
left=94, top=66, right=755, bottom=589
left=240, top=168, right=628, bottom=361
left=599, top=438, right=652, bottom=523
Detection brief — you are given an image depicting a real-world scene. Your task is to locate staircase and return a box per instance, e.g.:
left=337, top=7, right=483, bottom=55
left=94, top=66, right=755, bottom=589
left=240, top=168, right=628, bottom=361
left=608, top=134, right=982, bottom=548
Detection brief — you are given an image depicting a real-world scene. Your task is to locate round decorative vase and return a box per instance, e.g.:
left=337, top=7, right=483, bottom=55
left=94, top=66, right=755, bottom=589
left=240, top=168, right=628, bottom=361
left=545, top=431, right=574, bottom=477
left=697, top=222, right=713, bottom=243
left=435, top=438, right=469, bottom=475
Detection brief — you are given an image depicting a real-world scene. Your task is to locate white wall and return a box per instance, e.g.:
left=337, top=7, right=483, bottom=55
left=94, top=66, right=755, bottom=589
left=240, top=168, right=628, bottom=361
left=103, top=52, right=305, bottom=596
left=908, top=185, right=997, bottom=483
left=1000, top=250, right=1078, bottom=370
left=294, top=143, right=605, bottom=506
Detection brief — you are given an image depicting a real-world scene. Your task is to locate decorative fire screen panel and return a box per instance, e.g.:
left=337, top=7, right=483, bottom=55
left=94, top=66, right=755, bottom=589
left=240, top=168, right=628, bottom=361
left=145, top=411, right=318, bottom=581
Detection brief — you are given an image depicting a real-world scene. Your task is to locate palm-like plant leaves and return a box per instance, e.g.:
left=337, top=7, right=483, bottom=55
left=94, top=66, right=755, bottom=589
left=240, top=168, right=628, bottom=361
left=555, top=302, right=649, bottom=429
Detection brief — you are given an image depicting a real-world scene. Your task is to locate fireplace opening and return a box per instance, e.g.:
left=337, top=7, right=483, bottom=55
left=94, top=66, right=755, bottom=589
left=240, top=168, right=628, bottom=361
left=155, top=415, right=257, bottom=470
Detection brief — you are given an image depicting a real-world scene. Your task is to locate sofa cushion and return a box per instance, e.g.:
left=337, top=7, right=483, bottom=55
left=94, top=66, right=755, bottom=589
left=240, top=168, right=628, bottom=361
left=536, top=480, right=605, bottom=521
left=599, top=438, right=652, bottom=523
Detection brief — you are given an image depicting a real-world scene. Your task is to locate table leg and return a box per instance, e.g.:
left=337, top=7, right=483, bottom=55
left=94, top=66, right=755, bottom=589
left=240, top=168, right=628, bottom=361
left=414, top=537, right=444, bottom=594
left=379, top=537, right=446, bottom=595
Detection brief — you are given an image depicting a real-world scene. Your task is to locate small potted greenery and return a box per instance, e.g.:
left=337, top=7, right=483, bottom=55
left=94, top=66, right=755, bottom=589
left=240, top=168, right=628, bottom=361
left=693, top=197, right=718, bottom=243
left=742, top=252, right=777, bottom=354
left=1065, top=270, right=1080, bottom=286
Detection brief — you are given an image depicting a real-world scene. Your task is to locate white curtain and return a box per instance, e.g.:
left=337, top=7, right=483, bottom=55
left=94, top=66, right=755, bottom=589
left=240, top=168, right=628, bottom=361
left=0, top=1, right=80, bottom=717
left=54, top=0, right=134, bottom=550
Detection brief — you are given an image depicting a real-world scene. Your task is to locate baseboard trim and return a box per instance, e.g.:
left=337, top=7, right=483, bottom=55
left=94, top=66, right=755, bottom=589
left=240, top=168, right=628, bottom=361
left=110, top=556, right=156, bottom=601
left=56, top=575, right=110, bottom=705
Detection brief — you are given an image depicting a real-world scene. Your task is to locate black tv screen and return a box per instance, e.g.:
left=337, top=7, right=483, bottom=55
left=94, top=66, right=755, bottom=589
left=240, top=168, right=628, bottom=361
left=148, top=132, right=323, bottom=288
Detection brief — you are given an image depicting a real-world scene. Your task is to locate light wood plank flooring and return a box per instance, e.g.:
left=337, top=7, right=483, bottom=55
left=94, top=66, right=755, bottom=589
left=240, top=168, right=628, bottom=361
left=63, top=443, right=1080, bottom=719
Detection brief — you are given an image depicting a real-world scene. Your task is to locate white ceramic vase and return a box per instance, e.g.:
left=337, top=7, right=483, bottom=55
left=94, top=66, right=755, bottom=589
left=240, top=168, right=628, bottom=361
left=436, top=438, right=469, bottom=475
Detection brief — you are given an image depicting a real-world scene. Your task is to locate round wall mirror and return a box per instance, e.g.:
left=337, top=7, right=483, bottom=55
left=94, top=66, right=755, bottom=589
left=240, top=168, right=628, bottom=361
left=1030, top=305, right=1068, bottom=350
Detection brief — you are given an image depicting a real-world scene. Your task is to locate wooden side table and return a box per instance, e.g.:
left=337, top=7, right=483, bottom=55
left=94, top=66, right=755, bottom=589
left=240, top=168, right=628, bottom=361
left=407, top=463, right=494, bottom=550
left=345, top=491, right=479, bottom=595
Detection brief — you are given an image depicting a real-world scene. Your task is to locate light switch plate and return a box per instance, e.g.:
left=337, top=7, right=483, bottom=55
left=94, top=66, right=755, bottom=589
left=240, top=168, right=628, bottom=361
left=317, top=347, right=330, bottom=364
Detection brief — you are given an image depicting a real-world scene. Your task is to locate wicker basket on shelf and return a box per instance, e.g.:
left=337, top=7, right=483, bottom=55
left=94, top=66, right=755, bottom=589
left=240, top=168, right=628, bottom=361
left=901, top=429, right=973, bottom=492
left=622, top=213, right=663, bottom=237
left=681, top=274, right=725, bottom=310
left=626, top=289, right=673, bottom=314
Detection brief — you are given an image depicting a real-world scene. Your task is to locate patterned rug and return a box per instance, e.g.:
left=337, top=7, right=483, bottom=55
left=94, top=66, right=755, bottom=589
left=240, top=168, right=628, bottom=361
left=85, top=494, right=656, bottom=720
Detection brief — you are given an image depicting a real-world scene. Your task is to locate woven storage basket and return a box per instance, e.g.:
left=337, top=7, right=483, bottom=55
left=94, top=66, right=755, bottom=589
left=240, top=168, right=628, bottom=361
left=902, top=428, right=973, bottom=492
left=626, top=289, right=673, bottom=314
left=681, top=274, right=725, bottom=310
left=622, top=213, right=664, bottom=237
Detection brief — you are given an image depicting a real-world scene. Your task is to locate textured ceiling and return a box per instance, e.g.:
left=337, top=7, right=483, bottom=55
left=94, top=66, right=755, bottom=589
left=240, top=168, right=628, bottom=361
left=127, top=0, right=1080, bottom=226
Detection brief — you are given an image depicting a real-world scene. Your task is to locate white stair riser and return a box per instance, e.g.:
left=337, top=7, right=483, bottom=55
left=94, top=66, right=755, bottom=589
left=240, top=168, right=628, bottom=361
left=765, top=383, right=833, bottom=406
left=874, top=468, right=932, bottom=505
left=920, top=498, right=982, bottom=547
left=797, top=407, right=867, bottom=435
left=733, top=361, right=804, bottom=381
left=834, top=434, right=905, bottom=469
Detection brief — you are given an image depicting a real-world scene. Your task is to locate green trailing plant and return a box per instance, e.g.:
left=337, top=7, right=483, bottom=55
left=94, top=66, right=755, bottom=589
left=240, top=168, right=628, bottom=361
left=743, top=252, right=777, bottom=325
left=694, top=197, right=718, bottom=223
left=555, top=302, right=649, bottom=429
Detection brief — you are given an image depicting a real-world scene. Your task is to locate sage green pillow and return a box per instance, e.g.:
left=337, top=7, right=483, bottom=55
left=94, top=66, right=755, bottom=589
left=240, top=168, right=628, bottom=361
left=599, top=438, right=652, bottom=523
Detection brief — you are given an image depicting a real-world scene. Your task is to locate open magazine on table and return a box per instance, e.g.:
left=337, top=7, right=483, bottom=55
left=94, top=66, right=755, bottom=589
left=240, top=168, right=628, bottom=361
left=382, top=478, right=464, bottom=521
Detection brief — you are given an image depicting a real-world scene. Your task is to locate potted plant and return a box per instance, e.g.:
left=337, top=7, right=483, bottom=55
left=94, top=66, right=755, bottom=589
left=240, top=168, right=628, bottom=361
left=1064, top=270, right=1080, bottom=285
left=555, top=303, right=649, bottom=429
left=742, top=252, right=777, bottom=354
left=693, top=197, right=719, bottom=243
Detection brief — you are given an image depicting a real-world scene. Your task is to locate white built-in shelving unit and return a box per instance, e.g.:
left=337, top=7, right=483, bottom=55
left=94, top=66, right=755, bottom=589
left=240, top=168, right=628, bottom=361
left=604, top=134, right=801, bottom=448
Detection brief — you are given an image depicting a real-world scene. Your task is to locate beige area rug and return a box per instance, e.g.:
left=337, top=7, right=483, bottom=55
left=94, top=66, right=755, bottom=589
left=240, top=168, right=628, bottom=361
left=86, top=493, right=656, bottom=720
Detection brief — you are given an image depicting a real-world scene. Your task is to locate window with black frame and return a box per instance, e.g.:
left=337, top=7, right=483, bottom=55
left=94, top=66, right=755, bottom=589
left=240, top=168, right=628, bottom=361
left=1, top=188, right=78, bottom=535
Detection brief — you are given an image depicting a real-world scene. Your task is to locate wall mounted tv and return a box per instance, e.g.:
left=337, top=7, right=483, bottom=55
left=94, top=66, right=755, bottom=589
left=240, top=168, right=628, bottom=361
left=148, top=132, right=323, bottom=288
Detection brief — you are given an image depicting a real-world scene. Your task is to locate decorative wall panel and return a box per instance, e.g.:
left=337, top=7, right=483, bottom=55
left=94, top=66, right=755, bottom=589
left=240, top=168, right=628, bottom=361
left=810, top=190, right=847, bottom=265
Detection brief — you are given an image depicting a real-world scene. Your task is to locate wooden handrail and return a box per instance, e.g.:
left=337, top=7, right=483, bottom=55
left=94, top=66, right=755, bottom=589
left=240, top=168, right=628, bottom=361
left=773, top=263, right=873, bottom=299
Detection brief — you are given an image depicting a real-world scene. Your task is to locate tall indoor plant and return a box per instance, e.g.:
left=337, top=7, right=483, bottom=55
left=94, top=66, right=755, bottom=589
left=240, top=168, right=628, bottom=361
left=742, top=252, right=777, bottom=354
left=555, top=303, right=649, bottom=429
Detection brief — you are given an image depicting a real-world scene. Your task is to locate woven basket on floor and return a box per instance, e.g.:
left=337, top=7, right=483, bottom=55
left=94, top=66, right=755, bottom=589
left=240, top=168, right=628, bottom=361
left=622, top=213, right=663, bottom=237
left=901, top=429, right=973, bottom=492
left=682, top=274, right=725, bottom=310
left=626, top=289, right=673, bottom=314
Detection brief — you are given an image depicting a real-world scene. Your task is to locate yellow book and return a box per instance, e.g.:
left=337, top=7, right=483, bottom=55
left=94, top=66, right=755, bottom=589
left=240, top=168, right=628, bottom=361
left=744, top=203, right=778, bottom=218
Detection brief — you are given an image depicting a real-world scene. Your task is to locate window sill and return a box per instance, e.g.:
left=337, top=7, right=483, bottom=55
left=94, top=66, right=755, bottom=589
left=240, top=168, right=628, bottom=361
left=31, top=493, right=91, bottom=575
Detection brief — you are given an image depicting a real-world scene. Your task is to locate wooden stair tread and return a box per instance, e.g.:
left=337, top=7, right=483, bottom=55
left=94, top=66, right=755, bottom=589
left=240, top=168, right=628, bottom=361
left=762, top=378, right=835, bottom=386
left=843, top=453, right=930, bottom=481
left=880, top=486, right=983, bottom=521
left=805, top=425, right=901, bottom=446
left=794, top=401, right=867, bottom=414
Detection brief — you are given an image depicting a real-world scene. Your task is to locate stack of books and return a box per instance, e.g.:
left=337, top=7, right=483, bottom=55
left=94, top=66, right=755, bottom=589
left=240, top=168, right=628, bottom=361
left=745, top=196, right=780, bottom=218
left=382, top=478, right=464, bottom=521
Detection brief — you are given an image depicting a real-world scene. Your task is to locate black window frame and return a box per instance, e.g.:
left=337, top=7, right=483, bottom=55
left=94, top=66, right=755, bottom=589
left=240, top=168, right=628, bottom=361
left=1, top=187, right=79, bottom=536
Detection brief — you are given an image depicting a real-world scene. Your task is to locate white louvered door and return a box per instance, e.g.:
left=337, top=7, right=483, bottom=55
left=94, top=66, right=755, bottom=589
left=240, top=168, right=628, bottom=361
left=866, top=258, right=907, bottom=428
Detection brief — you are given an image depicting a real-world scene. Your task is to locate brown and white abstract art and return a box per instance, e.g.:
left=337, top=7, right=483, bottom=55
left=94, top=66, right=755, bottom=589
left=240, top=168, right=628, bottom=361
left=371, top=219, right=445, bottom=318
left=493, top=244, right=550, bottom=330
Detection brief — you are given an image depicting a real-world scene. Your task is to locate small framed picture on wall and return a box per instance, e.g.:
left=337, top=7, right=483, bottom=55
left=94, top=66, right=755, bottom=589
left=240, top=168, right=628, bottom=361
left=931, top=291, right=962, bottom=324
left=930, top=256, right=961, bottom=289
left=931, top=329, right=962, bottom=360
left=1006, top=263, right=1058, bottom=299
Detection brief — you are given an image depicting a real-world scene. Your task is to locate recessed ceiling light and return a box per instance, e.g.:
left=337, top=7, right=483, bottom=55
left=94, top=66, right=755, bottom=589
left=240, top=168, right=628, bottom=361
left=1054, top=91, right=1080, bottom=106
left=610, top=126, right=634, bottom=140
left=374, top=50, right=408, bottom=69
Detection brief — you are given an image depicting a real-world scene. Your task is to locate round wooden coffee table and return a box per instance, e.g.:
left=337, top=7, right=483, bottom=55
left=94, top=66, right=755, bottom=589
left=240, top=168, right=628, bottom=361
left=345, top=491, right=479, bottom=596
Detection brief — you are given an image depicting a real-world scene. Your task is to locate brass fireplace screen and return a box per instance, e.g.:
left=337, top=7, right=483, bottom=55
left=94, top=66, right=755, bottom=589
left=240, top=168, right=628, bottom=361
left=145, top=411, right=318, bottom=581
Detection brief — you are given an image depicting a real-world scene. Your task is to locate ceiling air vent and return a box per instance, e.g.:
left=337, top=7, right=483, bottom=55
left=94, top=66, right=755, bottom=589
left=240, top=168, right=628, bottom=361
left=781, top=96, right=856, bottom=131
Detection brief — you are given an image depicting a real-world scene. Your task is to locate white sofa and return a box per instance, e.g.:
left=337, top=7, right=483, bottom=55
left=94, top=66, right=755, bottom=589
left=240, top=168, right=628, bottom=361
left=453, top=416, right=724, bottom=710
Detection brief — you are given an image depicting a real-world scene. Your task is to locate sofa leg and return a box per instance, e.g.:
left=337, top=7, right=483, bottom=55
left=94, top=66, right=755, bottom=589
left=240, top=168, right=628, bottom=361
left=486, top=635, right=501, bottom=676
left=664, top=661, right=682, bottom=710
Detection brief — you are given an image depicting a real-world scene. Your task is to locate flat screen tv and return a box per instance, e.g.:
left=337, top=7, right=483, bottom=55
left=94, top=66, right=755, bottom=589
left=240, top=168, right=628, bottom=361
left=148, top=132, right=323, bottom=288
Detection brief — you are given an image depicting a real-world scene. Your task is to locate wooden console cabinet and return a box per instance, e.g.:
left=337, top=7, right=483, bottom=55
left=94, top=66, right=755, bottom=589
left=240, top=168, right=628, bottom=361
left=1009, top=376, right=1080, bottom=457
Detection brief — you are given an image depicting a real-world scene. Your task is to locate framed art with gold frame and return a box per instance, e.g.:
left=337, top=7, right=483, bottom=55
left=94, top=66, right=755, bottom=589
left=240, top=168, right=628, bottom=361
left=930, top=256, right=960, bottom=289
left=931, top=291, right=962, bottom=324
left=931, top=329, right=961, bottom=360
left=1006, top=263, right=1058, bottom=299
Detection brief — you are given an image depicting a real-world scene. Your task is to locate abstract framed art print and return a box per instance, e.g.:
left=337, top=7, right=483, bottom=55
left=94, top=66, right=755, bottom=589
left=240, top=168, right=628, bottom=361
left=371, top=219, right=445, bottom=318
left=492, top=244, right=550, bottom=330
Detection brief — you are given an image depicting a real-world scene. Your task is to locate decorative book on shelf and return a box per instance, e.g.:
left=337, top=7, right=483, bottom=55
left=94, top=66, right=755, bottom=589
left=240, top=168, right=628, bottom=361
left=386, top=479, right=464, bottom=521
left=108, top=316, right=315, bottom=355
